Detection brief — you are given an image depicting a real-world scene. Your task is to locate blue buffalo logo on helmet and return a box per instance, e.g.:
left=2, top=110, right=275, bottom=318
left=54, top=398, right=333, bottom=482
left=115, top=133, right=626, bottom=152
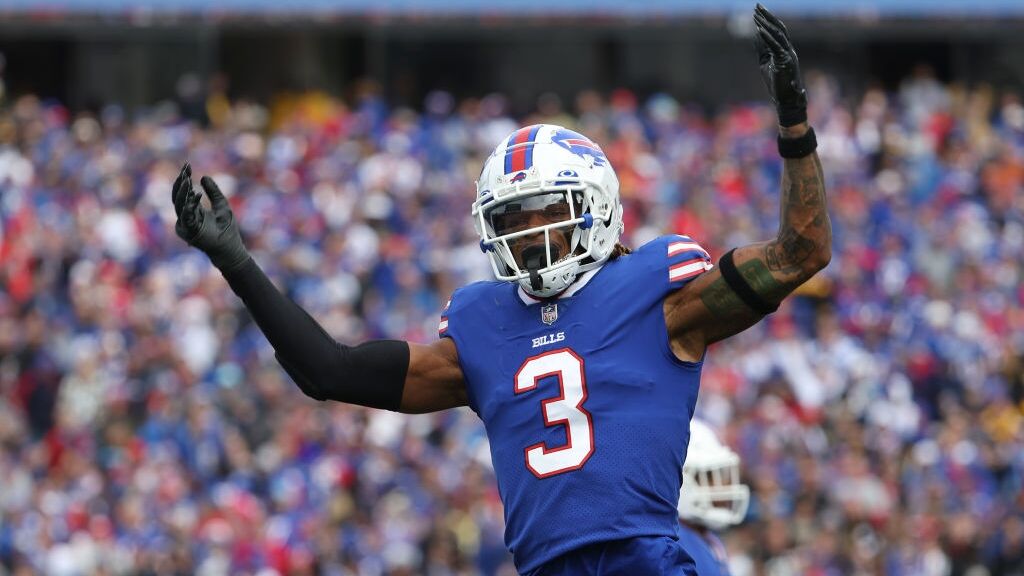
left=551, top=128, right=607, bottom=167
left=510, top=171, right=528, bottom=183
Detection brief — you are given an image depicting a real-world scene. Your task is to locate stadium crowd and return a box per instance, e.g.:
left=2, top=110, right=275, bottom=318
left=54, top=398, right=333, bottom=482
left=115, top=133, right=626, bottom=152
left=0, top=68, right=1023, bottom=575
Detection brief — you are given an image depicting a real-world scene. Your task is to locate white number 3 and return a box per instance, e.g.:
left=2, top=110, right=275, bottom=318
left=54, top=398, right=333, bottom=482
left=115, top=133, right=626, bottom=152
left=514, top=348, right=594, bottom=478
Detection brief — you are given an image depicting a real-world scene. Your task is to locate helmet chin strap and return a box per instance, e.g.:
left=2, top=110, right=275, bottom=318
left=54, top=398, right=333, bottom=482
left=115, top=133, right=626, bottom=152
left=529, top=270, right=543, bottom=292
left=521, top=244, right=562, bottom=293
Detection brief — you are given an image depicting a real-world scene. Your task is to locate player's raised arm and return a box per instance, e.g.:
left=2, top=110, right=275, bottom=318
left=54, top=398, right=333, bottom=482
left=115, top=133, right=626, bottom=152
left=664, top=4, right=831, bottom=360
left=170, top=164, right=467, bottom=414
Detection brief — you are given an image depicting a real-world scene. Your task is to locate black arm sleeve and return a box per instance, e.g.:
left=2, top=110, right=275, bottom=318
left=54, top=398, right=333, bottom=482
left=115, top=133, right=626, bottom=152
left=220, top=257, right=409, bottom=411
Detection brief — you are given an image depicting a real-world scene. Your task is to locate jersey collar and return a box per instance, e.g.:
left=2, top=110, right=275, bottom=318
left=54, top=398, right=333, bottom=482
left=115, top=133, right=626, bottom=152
left=516, top=268, right=600, bottom=306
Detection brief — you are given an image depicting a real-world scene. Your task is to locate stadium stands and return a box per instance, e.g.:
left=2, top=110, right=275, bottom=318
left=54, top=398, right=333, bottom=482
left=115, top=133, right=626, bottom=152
left=0, top=72, right=1022, bottom=574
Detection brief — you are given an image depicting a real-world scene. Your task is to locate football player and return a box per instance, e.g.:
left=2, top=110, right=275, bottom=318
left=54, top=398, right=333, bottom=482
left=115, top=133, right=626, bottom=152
left=678, top=419, right=751, bottom=576
left=171, top=5, right=828, bottom=574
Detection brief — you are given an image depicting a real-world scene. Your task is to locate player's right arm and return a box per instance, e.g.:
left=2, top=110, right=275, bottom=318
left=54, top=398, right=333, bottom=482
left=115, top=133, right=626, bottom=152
left=171, top=164, right=467, bottom=414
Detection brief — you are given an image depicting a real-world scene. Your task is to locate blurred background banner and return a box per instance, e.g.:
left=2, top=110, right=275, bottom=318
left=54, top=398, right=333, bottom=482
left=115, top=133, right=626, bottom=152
left=4, top=0, right=1024, bottom=16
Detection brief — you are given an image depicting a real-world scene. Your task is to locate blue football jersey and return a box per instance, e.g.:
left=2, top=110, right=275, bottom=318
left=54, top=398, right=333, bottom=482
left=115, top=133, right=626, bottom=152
left=440, top=235, right=714, bottom=573
left=678, top=524, right=731, bottom=576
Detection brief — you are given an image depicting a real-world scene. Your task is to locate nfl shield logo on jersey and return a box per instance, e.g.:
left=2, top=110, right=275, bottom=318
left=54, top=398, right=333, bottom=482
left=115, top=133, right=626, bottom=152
left=541, top=303, right=558, bottom=325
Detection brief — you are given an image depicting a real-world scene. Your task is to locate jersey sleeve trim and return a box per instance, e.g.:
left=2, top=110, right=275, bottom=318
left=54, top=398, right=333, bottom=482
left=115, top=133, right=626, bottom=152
left=669, top=258, right=714, bottom=282
left=438, top=299, right=451, bottom=338
left=667, top=240, right=710, bottom=259
left=666, top=235, right=713, bottom=284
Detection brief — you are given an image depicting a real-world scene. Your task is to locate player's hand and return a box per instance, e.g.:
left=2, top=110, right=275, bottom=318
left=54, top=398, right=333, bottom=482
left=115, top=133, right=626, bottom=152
left=172, top=162, right=251, bottom=272
left=754, top=3, right=808, bottom=127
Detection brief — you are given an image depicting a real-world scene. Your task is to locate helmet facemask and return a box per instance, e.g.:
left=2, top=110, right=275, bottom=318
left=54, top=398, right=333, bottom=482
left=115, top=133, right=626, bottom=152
left=474, top=176, right=617, bottom=298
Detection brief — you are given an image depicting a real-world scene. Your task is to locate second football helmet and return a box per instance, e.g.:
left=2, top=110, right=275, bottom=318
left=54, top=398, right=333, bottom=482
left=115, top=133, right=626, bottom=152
left=678, top=419, right=750, bottom=531
left=473, top=124, right=623, bottom=298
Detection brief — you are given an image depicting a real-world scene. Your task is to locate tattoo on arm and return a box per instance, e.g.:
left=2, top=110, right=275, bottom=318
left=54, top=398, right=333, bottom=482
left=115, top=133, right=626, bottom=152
left=784, top=154, right=826, bottom=207
left=765, top=228, right=817, bottom=272
left=700, top=259, right=790, bottom=316
left=699, top=276, right=744, bottom=317
left=764, top=151, right=830, bottom=287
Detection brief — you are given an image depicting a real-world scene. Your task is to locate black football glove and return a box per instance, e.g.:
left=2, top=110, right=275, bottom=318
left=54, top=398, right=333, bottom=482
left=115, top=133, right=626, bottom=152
left=754, top=3, right=808, bottom=127
left=172, top=162, right=251, bottom=272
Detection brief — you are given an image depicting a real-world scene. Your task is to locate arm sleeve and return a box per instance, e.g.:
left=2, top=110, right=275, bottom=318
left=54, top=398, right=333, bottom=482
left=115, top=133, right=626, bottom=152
left=220, top=257, right=408, bottom=411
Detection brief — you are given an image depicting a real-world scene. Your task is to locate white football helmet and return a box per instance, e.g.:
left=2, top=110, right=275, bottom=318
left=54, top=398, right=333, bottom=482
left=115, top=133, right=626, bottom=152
left=473, top=124, right=623, bottom=298
left=678, top=419, right=750, bottom=531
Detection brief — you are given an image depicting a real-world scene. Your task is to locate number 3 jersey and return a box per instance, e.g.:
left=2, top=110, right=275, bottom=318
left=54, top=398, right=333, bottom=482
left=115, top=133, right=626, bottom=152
left=439, top=235, right=714, bottom=573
